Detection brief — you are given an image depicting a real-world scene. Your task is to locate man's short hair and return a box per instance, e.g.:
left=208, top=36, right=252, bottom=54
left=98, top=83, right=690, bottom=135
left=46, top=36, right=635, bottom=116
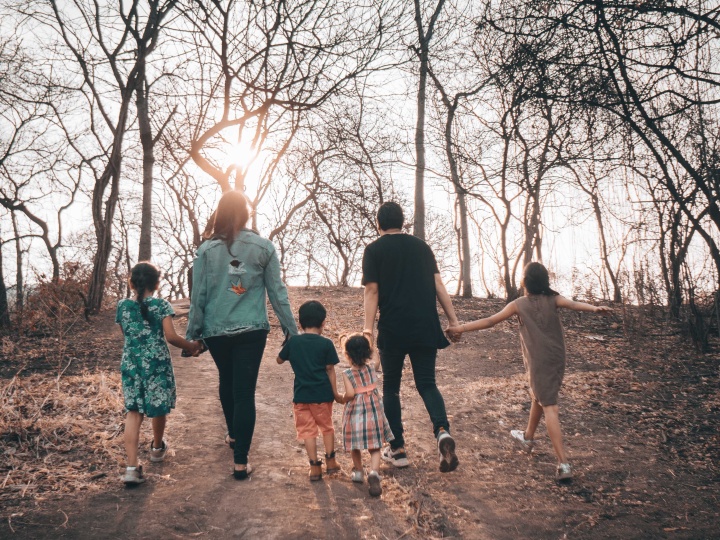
left=298, top=300, right=327, bottom=329
left=377, top=202, right=404, bottom=231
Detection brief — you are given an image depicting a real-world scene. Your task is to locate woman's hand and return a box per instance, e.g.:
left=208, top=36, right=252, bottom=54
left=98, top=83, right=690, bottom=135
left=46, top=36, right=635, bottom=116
left=189, top=340, right=205, bottom=356
left=594, top=306, right=613, bottom=315
left=334, top=392, right=345, bottom=404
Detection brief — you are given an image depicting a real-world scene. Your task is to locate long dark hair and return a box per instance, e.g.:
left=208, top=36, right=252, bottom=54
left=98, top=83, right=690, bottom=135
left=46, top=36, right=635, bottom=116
left=130, top=262, right=161, bottom=320
left=522, top=262, right=559, bottom=296
left=343, top=333, right=372, bottom=367
left=208, top=190, right=251, bottom=252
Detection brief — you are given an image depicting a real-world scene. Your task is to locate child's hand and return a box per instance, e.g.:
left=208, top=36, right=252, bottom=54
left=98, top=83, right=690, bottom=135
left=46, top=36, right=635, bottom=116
left=445, top=325, right=463, bottom=342
left=594, top=306, right=613, bottom=316
left=190, top=340, right=204, bottom=356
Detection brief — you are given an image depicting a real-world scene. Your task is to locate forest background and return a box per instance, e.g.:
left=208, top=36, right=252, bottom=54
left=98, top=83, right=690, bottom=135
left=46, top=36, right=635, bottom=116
left=1, top=0, right=720, bottom=347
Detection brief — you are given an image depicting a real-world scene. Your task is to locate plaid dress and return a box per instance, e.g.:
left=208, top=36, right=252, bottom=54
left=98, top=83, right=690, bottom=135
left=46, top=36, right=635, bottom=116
left=342, top=365, right=394, bottom=451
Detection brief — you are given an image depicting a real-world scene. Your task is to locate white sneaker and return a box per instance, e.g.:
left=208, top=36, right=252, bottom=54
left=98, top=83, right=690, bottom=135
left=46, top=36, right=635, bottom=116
left=351, top=468, right=364, bottom=483
left=368, top=471, right=382, bottom=497
left=150, top=440, right=167, bottom=462
left=123, top=466, right=145, bottom=486
left=510, top=430, right=534, bottom=451
left=556, top=463, right=573, bottom=481
left=437, top=430, right=458, bottom=472
left=381, top=446, right=409, bottom=468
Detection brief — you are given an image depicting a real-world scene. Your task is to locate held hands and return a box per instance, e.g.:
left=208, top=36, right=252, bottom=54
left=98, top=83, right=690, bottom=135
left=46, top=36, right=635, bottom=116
left=594, top=306, right=613, bottom=316
left=445, top=324, right=463, bottom=343
left=188, top=340, right=205, bottom=357
left=334, top=392, right=345, bottom=404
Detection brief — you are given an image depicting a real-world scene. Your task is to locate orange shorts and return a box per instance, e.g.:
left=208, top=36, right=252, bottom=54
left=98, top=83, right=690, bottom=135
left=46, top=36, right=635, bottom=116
left=293, top=402, right=334, bottom=440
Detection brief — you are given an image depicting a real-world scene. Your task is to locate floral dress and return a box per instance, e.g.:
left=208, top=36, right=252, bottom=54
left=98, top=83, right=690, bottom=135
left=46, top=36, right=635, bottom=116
left=342, top=364, right=394, bottom=451
left=116, top=297, right=176, bottom=417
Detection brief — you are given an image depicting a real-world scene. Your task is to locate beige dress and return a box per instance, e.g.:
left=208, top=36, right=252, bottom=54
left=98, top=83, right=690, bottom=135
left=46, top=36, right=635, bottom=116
left=513, top=295, right=566, bottom=406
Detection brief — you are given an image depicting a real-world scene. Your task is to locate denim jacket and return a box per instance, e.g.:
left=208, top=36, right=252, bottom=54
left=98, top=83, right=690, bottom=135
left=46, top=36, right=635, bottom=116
left=186, top=230, right=299, bottom=341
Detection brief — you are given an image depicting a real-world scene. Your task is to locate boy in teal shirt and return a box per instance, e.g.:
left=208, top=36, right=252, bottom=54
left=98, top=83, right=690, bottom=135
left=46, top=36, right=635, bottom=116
left=277, top=300, right=340, bottom=481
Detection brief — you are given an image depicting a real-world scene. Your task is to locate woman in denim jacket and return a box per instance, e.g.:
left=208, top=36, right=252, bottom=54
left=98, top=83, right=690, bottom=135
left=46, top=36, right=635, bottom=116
left=187, top=190, right=298, bottom=479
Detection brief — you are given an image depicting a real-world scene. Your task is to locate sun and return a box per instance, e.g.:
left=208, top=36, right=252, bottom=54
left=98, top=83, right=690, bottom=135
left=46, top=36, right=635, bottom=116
left=229, top=138, right=258, bottom=170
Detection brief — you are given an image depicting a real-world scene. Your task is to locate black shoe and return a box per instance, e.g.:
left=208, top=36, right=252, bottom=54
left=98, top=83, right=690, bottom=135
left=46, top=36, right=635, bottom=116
left=233, top=465, right=252, bottom=480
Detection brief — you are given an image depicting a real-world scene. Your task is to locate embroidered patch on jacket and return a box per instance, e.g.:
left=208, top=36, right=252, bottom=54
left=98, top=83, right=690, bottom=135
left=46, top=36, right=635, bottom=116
left=228, top=260, right=247, bottom=295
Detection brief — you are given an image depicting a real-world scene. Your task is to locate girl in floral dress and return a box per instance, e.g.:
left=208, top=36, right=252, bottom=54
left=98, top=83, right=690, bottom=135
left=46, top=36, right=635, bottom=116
left=335, top=333, right=394, bottom=497
left=116, top=262, right=200, bottom=485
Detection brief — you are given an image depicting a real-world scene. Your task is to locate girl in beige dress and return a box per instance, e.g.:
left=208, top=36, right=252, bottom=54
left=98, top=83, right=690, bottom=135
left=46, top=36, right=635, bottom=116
left=447, top=262, right=611, bottom=481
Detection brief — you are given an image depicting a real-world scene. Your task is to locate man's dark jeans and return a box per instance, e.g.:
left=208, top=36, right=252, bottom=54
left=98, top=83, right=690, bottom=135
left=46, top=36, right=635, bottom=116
left=205, top=330, right=268, bottom=465
left=380, top=346, right=450, bottom=450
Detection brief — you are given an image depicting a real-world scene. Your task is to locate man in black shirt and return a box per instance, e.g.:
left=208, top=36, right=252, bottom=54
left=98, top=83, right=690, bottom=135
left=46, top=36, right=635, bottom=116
left=362, top=202, right=460, bottom=472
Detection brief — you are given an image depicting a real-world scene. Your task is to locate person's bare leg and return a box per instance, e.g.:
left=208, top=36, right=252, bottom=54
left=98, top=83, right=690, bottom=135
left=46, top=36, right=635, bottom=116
left=524, top=399, right=543, bottom=441
left=305, top=437, right=318, bottom=463
left=369, top=449, right=381, bottom=472
left=151, top=415, right=166, bottom=448
left=351, top=449, right=363, bottom=470
left=322, top=431, right=335, bottom=456
left=124, top=411, right=144, bottom=467
left=543, top=405, right=567, bottom=463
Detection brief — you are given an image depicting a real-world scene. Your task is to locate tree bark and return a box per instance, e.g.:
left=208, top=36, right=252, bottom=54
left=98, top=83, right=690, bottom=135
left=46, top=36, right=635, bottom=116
left=11, top=211, right=23, bottom=311
left=137, top=75, right=154, bottom=261
left=0, top=241, right=11, bottom=329
left=412, top=0, right=446, bottom=241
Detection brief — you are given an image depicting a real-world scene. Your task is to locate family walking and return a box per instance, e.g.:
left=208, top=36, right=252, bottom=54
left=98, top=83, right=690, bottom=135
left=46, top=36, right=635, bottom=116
left=115, top=192, right=611, bottom=495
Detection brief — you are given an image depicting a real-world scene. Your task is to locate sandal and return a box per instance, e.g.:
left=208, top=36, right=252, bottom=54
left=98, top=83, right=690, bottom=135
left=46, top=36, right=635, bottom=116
left=233, top=464, right=252, bottom=480
left=225, top=432, right=235, bottom=450
left=309, top=459, right=323, bottom=481
left=325, top=451, right=340, bottom=475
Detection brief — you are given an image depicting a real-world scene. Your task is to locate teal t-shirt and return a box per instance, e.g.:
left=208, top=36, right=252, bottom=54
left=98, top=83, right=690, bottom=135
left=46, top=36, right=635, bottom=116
left=279, top=334, right=339, bottom=403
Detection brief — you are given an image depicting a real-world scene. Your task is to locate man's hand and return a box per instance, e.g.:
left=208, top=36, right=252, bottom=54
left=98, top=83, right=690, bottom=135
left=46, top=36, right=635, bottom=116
left=594, top=306, right=613, bottom=316
left=445, top=325, right=462, bottom=343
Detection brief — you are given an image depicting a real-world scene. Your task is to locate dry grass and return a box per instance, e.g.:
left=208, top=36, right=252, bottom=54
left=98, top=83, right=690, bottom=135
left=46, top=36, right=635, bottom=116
left=0, top=371, right=125, bottom=505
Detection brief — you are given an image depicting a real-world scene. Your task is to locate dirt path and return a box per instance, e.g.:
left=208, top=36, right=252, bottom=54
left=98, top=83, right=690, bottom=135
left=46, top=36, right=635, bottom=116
left=1, top=287, right=718, bottom=539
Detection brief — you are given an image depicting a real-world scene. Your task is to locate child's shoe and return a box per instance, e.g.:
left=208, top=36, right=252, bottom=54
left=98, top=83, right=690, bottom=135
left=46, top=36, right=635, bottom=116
left=150, top=440, right=168, bottom=462
left=351, top=468, right=364, bottom=483
left=437, top=429, right=459, bottom=472
left=381, top=446, right=409, bottom=468
left=123, top=466, right=145, bottom=486
left=309, top=459, right=323, bottom=481
left=556, top=463, right=573, bottom=482
left=368, top=470, right=382, bottom=497
left=325, top=451, right=340, bottom=475
left=510, top=430, right=534, bottom=451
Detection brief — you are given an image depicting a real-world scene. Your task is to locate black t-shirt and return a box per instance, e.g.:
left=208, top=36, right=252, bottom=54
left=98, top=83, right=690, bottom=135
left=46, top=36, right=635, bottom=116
left=278, top=333, right=340, bottom=403
left=362, top=233, right=450, bottom=350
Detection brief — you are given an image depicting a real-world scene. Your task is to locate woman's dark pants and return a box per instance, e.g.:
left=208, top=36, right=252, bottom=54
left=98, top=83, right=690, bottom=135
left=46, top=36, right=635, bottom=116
left=205, top=330, right=268, bottom=465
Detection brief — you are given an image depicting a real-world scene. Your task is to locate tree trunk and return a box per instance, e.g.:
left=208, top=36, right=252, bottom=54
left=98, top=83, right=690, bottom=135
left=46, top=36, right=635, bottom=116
left=137, top=76, right=154, bottom=261
left=457, top=191, right=472, bottom=298
left=11, top=211, right=23, bottom=311
left=412, top=0, right=446, bottom=240
left=0, top=241, right=11, bottom=329
left=87, top=94, right=133, bottom=314
left=592, top=194, right=622, bottom=303
left=414, top=50, right=427, bottom=241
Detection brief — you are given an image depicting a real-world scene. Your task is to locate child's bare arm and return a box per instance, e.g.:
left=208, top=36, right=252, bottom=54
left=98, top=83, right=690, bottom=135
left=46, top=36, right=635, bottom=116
left=556, top=296, right=613, bottom=315
left=162, top=317, right=201, bottom=354
left=447, top=302, right=518, bottom=337
left=336, top=371, right=356, bottom=404
left=326, top=364, right=339, bottom=400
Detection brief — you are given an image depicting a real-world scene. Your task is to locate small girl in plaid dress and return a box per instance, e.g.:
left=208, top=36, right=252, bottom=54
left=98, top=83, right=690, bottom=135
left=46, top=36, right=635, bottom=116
left=335, top=333, right=394, bottom=497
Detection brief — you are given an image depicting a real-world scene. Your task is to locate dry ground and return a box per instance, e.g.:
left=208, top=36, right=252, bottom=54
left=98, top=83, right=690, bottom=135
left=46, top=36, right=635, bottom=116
left=1, top=287, right=718, bottom=539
